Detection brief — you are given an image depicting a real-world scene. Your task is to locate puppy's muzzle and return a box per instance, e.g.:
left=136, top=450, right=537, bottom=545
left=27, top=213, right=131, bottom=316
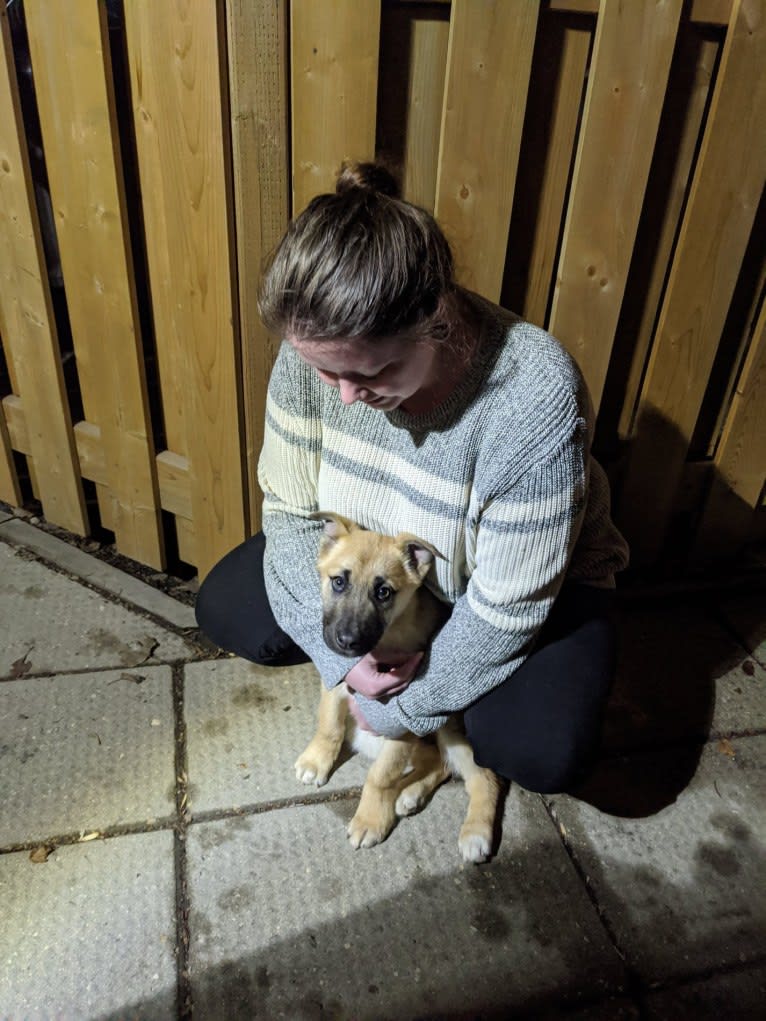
left=323, top=617, right=384, bottom=657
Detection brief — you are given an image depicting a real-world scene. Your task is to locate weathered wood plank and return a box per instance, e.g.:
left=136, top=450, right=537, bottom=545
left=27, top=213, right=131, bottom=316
left=435, top=0, right=539, bottom=300
left=523, top=17, right=591, bottom=326
left=291, top=0, right=381, bottom=213
left=618, top=31, right=720, bottom=440
left=694, top=299, right=766, bottom=559
left=124, top=0, right=247, bottom=579
left=0, top=389, right=21, bottom=505
left=549, top=0, right=683, bottom=409
left=227, top=0, right=289, bottom=535
left=25, top=0, right=164, bottom=568
left=0, top=10, right=88, bottom=534
left=618, top=0, right=766, bottom=564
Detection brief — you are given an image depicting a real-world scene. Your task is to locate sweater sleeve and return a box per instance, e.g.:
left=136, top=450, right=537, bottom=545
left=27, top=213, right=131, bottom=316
left=257, top=347, right=361, bottom=686
left=356, top=422, right=589, bottom=738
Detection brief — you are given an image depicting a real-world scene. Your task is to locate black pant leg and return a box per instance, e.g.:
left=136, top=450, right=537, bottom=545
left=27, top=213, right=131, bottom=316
left=194, top=532, right=310, bottom=666
left=463, top=584, right=617, bottom=793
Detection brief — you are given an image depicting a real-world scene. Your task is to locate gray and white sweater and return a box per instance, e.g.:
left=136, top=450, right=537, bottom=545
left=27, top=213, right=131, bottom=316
left=258, top=292, right=629, bottom=738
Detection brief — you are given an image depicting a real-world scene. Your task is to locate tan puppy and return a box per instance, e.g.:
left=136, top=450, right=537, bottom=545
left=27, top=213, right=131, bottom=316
left=294, top=512, right=501, bottom=864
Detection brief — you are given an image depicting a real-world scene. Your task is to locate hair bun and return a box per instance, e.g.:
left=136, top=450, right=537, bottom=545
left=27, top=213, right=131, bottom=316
left=335, top=160, right=400, bottom=199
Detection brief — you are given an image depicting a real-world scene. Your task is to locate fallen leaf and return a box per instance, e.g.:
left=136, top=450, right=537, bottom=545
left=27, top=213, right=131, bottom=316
left=120, top=672, right=146, bottom=684
left=717, top=738, right=736, bottom=758
left=29, top=845, right=55, bottom=863
left=10, top=655, right=33, bottom=679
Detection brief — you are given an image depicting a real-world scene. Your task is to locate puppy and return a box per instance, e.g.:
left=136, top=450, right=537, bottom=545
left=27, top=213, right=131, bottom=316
left=294, top=512, right=501, bottom=863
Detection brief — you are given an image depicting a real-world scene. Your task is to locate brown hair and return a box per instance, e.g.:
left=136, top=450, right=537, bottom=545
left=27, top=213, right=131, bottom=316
left=258, top=161, right=456, bottom=344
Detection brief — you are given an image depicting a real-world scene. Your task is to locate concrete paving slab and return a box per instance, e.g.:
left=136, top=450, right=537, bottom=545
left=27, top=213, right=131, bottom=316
left=605, top=600, right=766, bottom=754
left=0, top=666, right=176, bottom=845
left=714, top=584, right=766, bottom=668
left=548, top=736, right=766, bottom=985
left=0, top=830, right=177, bottom=1020
left=185, top=659, right=370, bottom=813
left=644, top=961, right=766, bottom=1019
left=186, top=787, right=626, bottom=1020
left=0, top=542, right=192, bottom=679
left=0, top=518, right=197, bottom=628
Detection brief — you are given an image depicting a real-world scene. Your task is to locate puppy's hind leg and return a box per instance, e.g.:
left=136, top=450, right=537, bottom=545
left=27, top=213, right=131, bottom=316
left=295, top=683, right=348, bottom=787
left=395, top=740, right=450, bottom=818
left=437, top=725, right=502, bottom=864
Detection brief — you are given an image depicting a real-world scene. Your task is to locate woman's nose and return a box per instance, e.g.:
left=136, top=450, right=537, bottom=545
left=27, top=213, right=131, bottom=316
left=338, top=379, right=367, bottom=405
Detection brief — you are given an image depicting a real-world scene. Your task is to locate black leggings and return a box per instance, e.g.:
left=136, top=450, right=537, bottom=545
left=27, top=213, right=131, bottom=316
left=195, top=533, right=617, bottom=794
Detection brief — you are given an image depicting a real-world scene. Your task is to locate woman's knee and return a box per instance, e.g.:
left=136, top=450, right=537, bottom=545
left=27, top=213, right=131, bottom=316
left=466, top=716, right=593, bottom=794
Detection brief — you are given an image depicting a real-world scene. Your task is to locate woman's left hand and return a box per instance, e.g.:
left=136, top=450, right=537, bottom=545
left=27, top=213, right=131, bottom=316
left=344, top=650, right=424, bottom=699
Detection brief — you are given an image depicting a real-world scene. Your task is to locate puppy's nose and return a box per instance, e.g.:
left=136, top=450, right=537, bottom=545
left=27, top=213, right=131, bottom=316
left=335, top=627, right=364, bottom=653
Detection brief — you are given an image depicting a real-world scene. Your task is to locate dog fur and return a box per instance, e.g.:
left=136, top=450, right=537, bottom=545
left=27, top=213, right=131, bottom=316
left=294, top=512, right=501, bottom=863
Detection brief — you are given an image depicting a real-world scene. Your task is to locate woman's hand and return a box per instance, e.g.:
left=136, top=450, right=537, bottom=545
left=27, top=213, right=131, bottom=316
left=345, top=650, right=424, bottom=699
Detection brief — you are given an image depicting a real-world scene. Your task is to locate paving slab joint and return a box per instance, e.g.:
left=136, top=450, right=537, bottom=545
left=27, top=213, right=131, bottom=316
left=171, top=664, right=193, bottom=1019
left=541, top=795, right=639, bottom=990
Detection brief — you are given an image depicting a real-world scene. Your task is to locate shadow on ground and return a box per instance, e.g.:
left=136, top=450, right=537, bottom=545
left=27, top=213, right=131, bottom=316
left=571, top=586, right=761, bottom=818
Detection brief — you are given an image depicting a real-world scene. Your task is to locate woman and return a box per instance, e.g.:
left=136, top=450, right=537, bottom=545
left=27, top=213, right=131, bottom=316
left=196, top=161, right=629, bottom=794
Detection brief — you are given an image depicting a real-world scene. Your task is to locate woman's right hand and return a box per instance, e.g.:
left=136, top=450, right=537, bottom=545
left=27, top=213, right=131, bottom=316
left=345, top=650, right=424, bottom=699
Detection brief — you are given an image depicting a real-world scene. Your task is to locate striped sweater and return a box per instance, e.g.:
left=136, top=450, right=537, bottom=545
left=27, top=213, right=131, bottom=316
left=258, top=291, right=629, bottom=738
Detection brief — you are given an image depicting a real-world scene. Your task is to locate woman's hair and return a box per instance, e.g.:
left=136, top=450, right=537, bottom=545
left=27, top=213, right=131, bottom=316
left=258, top=161, right=456, bottom=344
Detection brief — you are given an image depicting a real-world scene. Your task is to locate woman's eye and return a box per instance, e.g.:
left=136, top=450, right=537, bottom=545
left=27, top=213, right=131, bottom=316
left=375, top=584, right=393, bottom=602
left=331, top=576, right=346, bottom=593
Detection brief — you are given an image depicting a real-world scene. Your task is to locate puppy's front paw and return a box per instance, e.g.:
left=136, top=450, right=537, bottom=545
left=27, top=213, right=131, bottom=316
left=458, top=823, right=492, bottom=864
left=347, top=806, right=396, bottom=849
left=294, top=739, right=337, bottom=787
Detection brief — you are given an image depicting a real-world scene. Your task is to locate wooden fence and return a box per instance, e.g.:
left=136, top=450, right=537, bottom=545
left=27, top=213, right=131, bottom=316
left=0, top=0, right=763, bottom=580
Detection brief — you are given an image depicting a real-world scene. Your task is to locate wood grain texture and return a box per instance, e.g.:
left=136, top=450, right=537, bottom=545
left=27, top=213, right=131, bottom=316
left=435, top=0, right=539, bottom=300
left=378, top=3, right=450, bottom=213
left=25, top=0, right=164, bottom=568
left=124, top=0, right=246, bottom=578
left=0, top=393, right=21, bottom=505
left=291, top=0, right=381, bottom=213
left=227, top=0, right=289, bottom=533
left=618, top=0, right=766, bottom=564
left=617, top=31, right=720, bottom=440
left=0, top=10, right=87, bottom=533
left=549, top=0, right=683, bottom=409
left=523, top=19, right=591, bottom=326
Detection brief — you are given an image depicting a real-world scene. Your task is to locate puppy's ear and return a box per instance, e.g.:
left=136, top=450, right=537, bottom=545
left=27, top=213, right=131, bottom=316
left=395, top=533, right=444, bottom=581
left=309, top=511, right=360, bottom=544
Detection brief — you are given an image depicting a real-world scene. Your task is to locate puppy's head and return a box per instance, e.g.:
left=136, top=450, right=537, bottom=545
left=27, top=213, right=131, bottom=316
left=309, top=512, right=441, bottom=657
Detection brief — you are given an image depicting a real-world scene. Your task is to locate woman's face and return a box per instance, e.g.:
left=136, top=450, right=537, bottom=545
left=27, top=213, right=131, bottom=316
left=288, top=334, right=440, bottom=413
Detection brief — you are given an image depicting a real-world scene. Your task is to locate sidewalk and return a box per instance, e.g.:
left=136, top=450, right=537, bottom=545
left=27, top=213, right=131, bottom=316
left=1, top=509, right=764, bottom=1020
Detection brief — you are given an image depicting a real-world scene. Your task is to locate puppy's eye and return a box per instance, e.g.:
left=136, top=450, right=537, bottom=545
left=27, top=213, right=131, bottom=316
left=375, top=584, right=393, bottom=603
left=331, top=576, right=347, bottom=593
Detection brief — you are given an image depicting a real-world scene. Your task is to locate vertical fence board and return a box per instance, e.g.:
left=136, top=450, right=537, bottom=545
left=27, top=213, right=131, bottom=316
left=0, top=11, right=88, bottom=534
left=402, top=13, right=449, bottom=212
left=227, top=0, right=289, bottom=534
left=695, top=299, right=766, bottom=557
left=291, top=0, right=381, bottom=214
left=0, top=389, right=21, bottom=505
left=435, top=0, right=539, bottom=301
left=25, top=0, right=164, bottom=568
left=522, top=16, right=591, bottom=327
left=617, top=31, right=720, bottom=440
left=619, top=0, right=766, bottom=564
left=549, top=0, right=682, bottom=409
left=124, top=0, right=246, bottom=579
left=377, top=5, right=450, bottom=213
